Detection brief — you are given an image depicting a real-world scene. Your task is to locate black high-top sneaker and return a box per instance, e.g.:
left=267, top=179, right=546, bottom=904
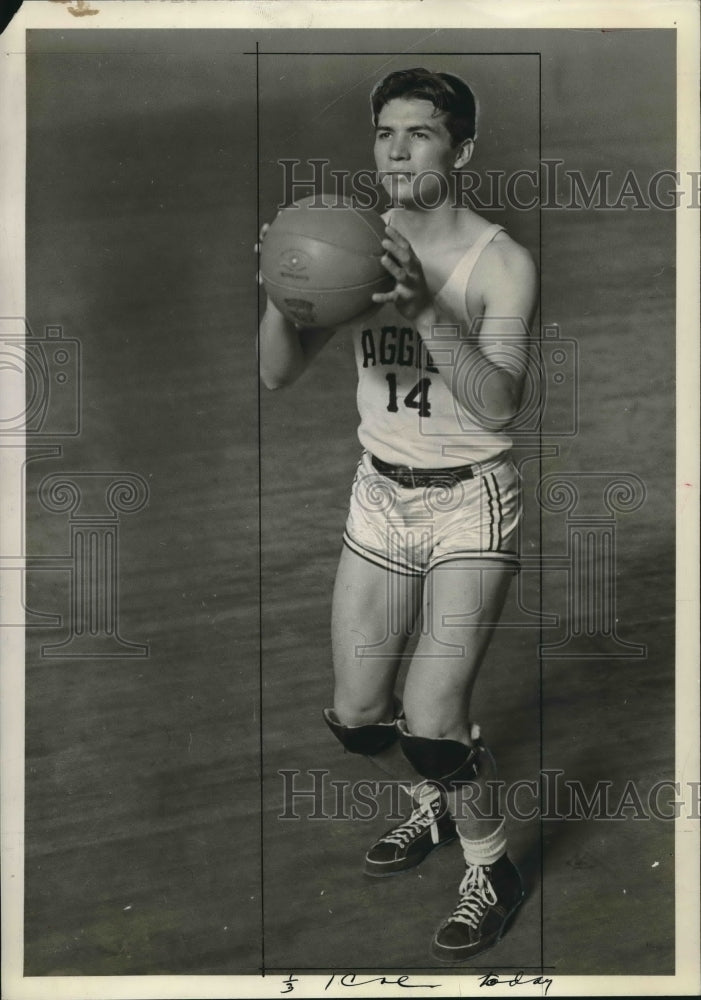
left=364, top=786, right=456, bottom=877
left=431, top=853, right=524, bottom=962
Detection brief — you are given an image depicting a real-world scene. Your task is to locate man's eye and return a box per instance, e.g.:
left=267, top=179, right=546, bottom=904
left=376, top=131, right=391, bottom=139
left=412, top=132, right=428, bottom=139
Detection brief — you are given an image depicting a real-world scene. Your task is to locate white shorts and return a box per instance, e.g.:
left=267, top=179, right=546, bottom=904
left=342, top=451, right=521, bottom=577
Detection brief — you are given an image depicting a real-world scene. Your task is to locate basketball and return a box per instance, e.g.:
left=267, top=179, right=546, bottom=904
left=260, top=195, right=393, bottom=328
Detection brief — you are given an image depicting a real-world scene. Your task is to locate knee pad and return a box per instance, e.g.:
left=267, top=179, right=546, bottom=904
left=398, top=722, right=480, bottom=790
left=323, top=707, right=401, bottom=756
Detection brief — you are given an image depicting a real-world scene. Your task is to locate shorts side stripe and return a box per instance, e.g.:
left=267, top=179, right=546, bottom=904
left=483, top=472, right=503, bottom=551
left=489, top=472, right=504, bottom=552
left=342, top=530, right=424, bottom=577
left=428, top=549, right=521, bottom=572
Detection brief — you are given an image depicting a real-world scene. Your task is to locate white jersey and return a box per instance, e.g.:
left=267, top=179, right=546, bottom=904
left=349, top=223, right=512, bottom=468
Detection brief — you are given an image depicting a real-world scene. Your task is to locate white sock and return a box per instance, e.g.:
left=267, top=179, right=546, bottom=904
left=457, top=819, right=507, bottom=867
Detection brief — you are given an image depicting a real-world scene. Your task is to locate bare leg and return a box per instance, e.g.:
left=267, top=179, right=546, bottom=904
left=331, top=545, right=422, bottom=725
left=403, top=559, right=515, bottom=839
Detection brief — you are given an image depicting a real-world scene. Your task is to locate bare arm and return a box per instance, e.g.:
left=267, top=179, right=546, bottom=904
left=258, top=299, right=335, bottom=390
left=372, top=225, right=538, bottom=428
left=416, top=241, right=538, bottom=428
left=256, top=219, right=336, bottom=390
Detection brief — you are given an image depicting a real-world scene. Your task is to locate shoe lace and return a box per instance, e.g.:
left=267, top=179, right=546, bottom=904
left=449, top=864, right=498, bottom=928
left=378, top=795, right=441, bottom=847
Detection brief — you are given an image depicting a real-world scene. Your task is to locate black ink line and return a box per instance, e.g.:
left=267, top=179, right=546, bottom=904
left=244, top=51, right=542, bottom=56
left=537, top=48, right=545, bottom=978
left=255, top=36, right=265, bottom=978
left=264, top=966, right=557, bottom=972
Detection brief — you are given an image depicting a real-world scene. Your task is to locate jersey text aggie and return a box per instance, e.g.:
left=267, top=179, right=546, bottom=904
left=360, top=325, right=439, bottom=372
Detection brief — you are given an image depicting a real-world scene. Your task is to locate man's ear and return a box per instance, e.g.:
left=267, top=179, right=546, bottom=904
left=454, top=138, right=474, bottom=169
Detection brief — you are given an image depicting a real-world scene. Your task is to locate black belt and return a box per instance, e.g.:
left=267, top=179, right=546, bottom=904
left=371, top=453, right=476, bottom=489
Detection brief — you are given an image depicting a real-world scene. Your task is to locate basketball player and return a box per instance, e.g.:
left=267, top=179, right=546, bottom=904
left=258, top=68, right=538, bottom=963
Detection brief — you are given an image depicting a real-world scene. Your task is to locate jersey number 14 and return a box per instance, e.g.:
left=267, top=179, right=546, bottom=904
left=386, top=374, right=431, bottom=418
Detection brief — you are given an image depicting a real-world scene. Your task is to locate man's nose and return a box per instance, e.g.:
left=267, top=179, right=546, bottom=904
left=389, top=138, right=409, bottom=160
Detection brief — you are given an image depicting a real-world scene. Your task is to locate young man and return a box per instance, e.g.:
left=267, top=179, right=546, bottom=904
left=259, top=67, right=538, bottom=963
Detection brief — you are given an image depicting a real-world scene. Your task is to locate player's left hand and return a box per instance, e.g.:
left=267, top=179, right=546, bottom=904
left=372, top=225, right=431, bottom=321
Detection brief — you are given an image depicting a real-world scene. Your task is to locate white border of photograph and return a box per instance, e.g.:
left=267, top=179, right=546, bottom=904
left=1, top=2, right=698, bottom=998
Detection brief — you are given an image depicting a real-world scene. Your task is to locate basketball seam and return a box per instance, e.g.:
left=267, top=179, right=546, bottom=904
left=265, top=231, right=383, bottom=257
left=350, top=204, right=388, bottom=246
left=262, top=273, right=391, bottom=293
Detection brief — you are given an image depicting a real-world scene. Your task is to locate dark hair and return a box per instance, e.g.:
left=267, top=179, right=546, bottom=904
left=370, top=67, right=478, bottom=144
